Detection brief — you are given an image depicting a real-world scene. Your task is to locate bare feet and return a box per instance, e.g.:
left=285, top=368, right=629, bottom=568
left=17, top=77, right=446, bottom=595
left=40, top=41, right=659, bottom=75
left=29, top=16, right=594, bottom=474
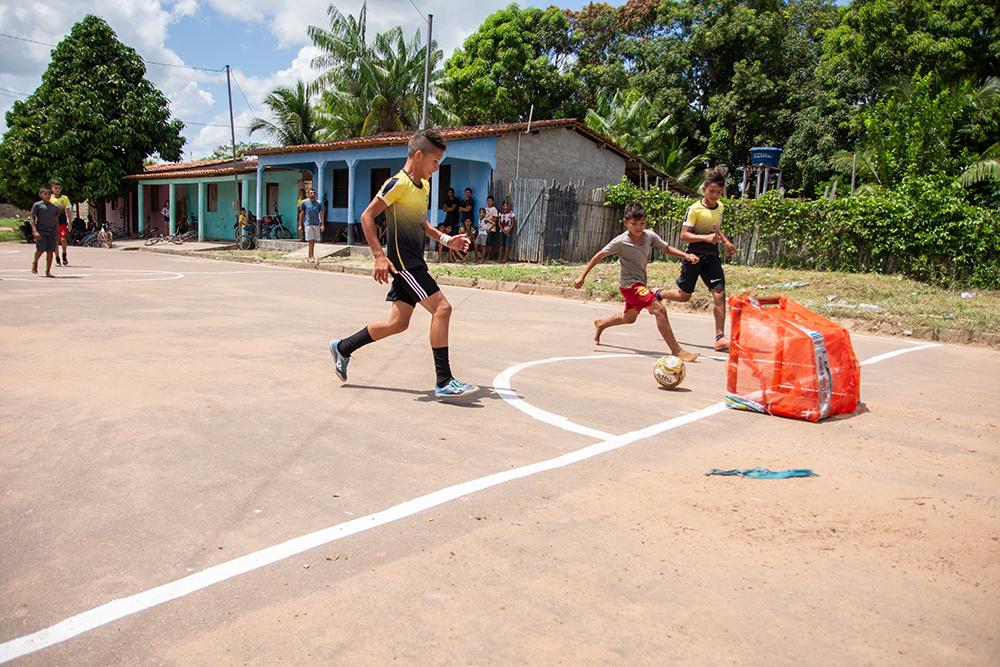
left=31, top=266, right=38, bottom=274
left=593, top=318, right=604, bottom=344
left=45, top=272, right=54, bottom=278
left=676, top=350, right=700, bottom=362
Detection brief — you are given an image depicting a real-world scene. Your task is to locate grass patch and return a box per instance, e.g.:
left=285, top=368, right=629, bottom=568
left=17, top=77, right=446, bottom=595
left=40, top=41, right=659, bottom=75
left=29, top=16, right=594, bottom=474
left=181, top=247, right=999, bottom=343
left=0, top=217, right=27, bottom=242
left=326, top=256, right=1000, bottom=340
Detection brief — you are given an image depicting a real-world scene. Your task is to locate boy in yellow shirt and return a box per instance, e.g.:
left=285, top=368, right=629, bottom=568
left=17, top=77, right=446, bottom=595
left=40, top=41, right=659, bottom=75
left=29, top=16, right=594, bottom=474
left=656, top=168, right=736, bottom=351
left=49, top=179, right=71, bottom=266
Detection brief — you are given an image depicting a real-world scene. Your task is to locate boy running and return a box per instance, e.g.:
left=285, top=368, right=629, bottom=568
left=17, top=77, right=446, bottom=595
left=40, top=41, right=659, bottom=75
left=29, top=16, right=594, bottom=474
left=30, top=187, right=60, bottom=277
left=655, top=168, right=736, bottom=351
left=49, top=180, right=71, bottom=266
left=329, top=129, right=478, bottom=398
left=574, top=203, right=699, bottom=362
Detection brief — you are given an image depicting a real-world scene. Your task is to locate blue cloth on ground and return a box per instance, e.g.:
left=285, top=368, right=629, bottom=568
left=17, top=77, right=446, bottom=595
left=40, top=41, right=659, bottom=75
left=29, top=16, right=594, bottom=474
left=705, top=468, right=817, bottom=479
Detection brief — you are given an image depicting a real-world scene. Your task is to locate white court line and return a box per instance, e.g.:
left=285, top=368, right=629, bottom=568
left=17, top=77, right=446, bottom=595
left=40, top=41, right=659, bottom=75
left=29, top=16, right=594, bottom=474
left=0, top=343, right=940, bottom=663
left=0, top=268, right=184, bottom=283
left=860, top=343, right=940, bottom=366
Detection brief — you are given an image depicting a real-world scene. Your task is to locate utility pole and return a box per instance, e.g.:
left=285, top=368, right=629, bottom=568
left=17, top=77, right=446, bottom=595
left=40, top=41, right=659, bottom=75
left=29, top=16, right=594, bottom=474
left=226, top=65, right=251, bottom=236
left=421, top=14, right=433, bottom=129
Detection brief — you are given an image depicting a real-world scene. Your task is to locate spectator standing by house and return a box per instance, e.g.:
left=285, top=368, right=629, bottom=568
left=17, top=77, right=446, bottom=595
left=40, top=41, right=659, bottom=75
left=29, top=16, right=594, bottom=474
left=497, top=200, right=516, bottom=263
left=474, top=207, right=489, bottom=262
left=298, top=188, right=325, bottom=265
left=160, top=200, right=170, bottom=235
left=49, top=180, right=71, bottom=266
left=483, top=195, right=500, bottom=261
left=30, top=187, right=60, bottom=277
left=458, top=188, right=474, bottom=235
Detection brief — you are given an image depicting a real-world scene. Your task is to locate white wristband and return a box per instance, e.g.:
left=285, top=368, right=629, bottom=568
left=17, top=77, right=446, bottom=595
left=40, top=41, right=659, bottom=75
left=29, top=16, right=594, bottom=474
left=439, top=233, right=453, bottom=245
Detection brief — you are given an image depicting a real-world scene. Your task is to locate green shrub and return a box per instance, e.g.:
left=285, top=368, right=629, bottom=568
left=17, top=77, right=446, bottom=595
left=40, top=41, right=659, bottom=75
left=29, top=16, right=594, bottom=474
left=604, top=176, right=1000, bottom=289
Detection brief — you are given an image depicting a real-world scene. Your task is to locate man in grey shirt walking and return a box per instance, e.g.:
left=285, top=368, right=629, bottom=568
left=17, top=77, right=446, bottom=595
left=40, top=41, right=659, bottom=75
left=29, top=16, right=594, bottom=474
left=30, top=187, right=60, bottom=277
left=573, top=203, right=700, bottom=361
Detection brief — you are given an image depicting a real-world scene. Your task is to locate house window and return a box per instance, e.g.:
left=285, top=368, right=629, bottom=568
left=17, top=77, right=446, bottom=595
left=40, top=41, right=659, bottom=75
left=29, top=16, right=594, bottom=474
left=266, top=183, right=280, bottom=215
left=208, top=183, right=218, bottom=212
left=333, top=169, right=349, bottom=207
left=437, top=164, right=452, bottom=208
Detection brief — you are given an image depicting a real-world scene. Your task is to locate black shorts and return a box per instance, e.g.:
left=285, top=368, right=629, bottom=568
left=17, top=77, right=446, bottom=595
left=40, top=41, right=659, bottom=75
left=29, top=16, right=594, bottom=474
left=676, top=253, right=726, bottom=293
left=386, top=265, right=440, bottom=306
left=35, top=230, right=58, bottom=253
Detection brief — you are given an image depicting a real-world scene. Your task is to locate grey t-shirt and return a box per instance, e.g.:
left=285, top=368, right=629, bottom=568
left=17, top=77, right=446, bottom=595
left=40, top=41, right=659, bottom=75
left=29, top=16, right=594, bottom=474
left=31, top=201, right=60, bottom=234
left=601, top=230, right=669, bottom=287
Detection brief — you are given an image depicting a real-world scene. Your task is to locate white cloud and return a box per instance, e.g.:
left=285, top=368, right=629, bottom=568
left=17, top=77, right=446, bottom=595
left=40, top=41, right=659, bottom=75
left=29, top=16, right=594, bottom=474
left=0, top=0, right=217, bottom=135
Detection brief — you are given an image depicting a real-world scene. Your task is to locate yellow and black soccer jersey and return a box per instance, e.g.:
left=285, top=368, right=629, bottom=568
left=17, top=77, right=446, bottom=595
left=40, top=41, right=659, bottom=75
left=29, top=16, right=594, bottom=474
left=378, top=170, right=430, bottom=271
left=683, top=198, right=725, bottom=255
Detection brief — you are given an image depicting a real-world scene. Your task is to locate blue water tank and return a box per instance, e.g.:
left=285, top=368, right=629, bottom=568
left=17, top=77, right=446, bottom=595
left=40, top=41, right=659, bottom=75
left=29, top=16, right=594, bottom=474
left=749, top=146, right=783, bottom=167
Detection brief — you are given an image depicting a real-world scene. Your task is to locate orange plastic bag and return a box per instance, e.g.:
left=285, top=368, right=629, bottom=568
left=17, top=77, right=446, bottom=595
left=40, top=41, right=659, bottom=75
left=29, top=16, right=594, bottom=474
left=726, top=295, right=860, bottom=422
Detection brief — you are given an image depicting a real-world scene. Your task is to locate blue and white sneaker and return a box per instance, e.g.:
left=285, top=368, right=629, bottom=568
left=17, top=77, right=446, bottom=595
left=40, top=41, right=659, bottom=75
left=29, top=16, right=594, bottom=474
left=434, top=378, right=479, bottom=399
left=329, top=339, right=350, bottom=381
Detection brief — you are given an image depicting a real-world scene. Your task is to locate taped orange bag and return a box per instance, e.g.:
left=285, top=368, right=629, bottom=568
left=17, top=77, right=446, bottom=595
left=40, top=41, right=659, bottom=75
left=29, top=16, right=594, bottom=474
left=726, top=295, right=860, bottom=422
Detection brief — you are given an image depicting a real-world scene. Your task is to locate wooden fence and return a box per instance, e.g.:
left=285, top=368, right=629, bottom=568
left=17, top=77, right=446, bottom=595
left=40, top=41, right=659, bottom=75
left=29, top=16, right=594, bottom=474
left=488, top=178, right=781, bottom=268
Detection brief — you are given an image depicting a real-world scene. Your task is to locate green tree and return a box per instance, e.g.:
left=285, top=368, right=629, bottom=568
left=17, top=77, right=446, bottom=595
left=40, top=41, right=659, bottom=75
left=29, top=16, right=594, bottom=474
left=307, top=2, right=449, bottom=137
left=584, top=88, right=704, bottom=186
left=0, top=15, right=184, bottom=209
left=248, top=80, right=327, bottom=146
left=441, top=4, right=582, bottom=124
left=817, top=0, right=1000, bottom=106
left=834, top=72, right=999, bottom=186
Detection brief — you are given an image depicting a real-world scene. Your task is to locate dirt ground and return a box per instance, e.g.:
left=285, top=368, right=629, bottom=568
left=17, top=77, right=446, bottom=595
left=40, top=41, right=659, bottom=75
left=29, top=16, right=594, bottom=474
left=1, top=245, right=998, bottom=666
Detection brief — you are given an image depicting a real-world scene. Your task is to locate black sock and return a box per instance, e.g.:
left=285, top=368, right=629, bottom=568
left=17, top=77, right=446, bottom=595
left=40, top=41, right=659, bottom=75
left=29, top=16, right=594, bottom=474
left=338, top=327, right=374, bottom=357
left=432, top=346, right=452, bottom=388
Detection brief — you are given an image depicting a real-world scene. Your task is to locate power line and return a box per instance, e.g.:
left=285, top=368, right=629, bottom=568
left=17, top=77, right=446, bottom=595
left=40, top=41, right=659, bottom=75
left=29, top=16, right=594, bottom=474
left=230, top=72, right=258, bottom=117
left=406, top=0, right=427, bottom=21
left=0, top=32, right=222, bottom=73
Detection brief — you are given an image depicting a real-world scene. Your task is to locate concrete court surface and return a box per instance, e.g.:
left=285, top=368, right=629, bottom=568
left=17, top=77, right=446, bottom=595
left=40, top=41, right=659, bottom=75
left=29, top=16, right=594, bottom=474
left=0, top=245, right=998, bottom=666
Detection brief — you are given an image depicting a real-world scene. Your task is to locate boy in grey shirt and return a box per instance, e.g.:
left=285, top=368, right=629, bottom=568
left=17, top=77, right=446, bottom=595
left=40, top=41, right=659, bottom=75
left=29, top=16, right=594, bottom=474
left=30, top=187, right=60, bottom=277
left=574, top=203, right=699, bottom=361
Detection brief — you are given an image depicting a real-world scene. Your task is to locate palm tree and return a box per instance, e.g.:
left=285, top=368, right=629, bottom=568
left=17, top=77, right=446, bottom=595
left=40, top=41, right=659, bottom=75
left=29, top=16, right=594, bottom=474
left=959, top=142, right=1000, bottom=186
left=585, top=89, right=704, bottom=187
left=308, top=2, right=449, bottom=137
left=248, top=80, right=327, bottom=146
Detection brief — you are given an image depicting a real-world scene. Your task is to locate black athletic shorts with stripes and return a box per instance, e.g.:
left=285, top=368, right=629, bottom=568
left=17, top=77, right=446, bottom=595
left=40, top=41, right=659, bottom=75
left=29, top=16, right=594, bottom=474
left=386, top=265, right=441, bottom=306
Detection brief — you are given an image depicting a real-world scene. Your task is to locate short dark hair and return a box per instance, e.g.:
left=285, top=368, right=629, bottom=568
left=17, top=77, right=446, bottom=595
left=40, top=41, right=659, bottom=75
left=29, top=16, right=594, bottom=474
left=408, top=128, right=447, bottom=156
left=487, top=195, right=494, bottom=201
left=623, top=203, right=646, bottom=220
left=703, top=168, right=725, bottom=188
left=464, top=188, right=472, bottom=193
left=49, top=179, right=61, bottom=186
left=39, top=186, right=51, bottom=195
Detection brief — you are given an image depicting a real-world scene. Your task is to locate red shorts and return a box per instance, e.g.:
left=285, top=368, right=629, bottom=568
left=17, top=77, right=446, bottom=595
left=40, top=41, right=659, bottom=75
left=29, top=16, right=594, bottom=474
left=620, top=282, right=657, bottom=313
left=58, top=223, right=68, bottom=241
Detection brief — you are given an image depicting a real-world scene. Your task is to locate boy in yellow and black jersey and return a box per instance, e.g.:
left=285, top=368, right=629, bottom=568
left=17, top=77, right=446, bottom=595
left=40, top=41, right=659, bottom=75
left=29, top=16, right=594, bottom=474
left=330, top=129, right=478, bottom=399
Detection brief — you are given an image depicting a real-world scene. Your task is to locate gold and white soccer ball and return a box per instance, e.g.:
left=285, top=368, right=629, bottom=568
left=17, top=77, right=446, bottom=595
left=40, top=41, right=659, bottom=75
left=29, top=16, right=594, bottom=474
left=654, top=355, right=686, bottom=389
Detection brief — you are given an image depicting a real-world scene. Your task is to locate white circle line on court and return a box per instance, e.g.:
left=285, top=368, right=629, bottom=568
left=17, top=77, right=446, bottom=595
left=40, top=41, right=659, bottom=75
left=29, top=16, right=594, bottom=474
left=0, top=268, right=184, bottom=283
left=0, top=343, right=941, bottom=663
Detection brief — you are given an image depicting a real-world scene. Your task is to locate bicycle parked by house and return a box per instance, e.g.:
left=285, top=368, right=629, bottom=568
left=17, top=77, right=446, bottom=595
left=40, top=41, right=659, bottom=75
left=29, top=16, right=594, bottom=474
left=77, top=221, right=114, bottom=248
left=235, top=218, right=256, bottom=250
left=144, top=231, right=183, bottom=246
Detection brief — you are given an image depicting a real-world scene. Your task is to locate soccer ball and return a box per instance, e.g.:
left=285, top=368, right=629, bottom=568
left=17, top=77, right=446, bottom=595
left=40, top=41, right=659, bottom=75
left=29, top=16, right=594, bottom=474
left=654, top=355, right=686, bottom=389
